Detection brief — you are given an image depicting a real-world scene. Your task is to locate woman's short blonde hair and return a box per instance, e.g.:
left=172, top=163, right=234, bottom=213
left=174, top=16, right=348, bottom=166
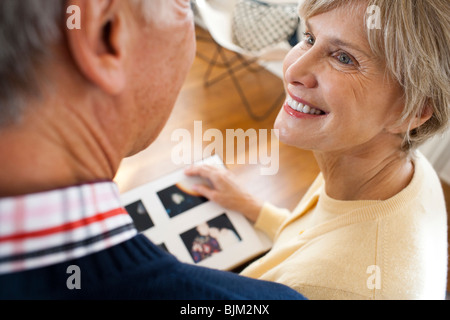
left=298, top=0, right=450, bottom=151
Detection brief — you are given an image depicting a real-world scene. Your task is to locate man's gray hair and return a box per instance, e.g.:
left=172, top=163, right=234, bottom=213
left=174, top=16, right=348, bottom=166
left=0, top=0, right=152, bottom=127
left=0, top=0, right=64, bottom=126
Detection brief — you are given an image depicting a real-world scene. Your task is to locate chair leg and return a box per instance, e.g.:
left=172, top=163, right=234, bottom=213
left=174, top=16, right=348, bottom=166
left=199, top=36, right=284, bottom=121
left=203, top=44, right=260, bottom=87
left=236, top=53, right=265, bottom=73
left=203, top=44, right=222, bottom=86
left=196, top=31, right=241, bottom=69
left=215, top=46, right=284, bottom=122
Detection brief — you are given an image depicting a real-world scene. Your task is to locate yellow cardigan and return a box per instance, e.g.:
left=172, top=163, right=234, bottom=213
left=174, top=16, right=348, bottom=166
left=241, top=152, right=448, bottom=300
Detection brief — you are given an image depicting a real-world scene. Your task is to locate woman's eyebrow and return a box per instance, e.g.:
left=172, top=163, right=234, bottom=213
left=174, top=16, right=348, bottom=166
left=328, top=38, right=372, bottom=58
left=305, top=20, right=372, bottom=58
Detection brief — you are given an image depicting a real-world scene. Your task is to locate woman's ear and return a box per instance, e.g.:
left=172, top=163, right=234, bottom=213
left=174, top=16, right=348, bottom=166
left=64, top=0, right=127, bottom=95
left=390, top=102, right=434, bottom=135
left=415, top=103, right=434, bottom=128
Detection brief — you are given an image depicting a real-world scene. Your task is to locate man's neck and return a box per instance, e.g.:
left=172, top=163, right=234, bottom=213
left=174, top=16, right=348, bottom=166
left=0, top=102, right=122, bottom=197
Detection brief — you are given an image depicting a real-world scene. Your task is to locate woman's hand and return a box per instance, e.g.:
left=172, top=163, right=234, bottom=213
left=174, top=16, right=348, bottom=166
left=184, top=165, right=262, bottom=223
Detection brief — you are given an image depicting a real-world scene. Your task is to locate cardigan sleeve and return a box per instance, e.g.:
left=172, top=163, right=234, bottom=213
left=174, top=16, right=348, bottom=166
left=253, top=174, right=324, bottom=241
left=254, top=202, right=291, bottom=241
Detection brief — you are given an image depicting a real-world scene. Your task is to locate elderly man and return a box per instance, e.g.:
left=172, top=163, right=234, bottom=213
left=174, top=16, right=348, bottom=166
left=0, top=0, right=305, bottom=300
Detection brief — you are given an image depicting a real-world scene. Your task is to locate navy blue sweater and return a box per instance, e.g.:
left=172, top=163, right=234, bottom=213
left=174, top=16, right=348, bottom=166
left=0, top=235, right=306, bottom=300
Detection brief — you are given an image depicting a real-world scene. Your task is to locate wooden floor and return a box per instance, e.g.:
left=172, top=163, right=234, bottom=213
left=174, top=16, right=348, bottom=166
left=115, top=26, right=450, bottom=294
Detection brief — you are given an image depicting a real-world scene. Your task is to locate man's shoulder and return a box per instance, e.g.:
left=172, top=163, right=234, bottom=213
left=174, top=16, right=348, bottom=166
left=117, top=235, right=306, bottom=300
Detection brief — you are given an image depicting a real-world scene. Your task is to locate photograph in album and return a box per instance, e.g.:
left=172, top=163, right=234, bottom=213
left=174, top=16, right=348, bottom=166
left=125, top=200, right=154, bottom=232
left=180, top=213, right=242, bottom=264
left=156, top=179, right=209, bottom=218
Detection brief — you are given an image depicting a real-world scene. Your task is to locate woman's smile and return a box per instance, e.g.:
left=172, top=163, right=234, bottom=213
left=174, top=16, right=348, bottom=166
left=284, top=93, right=327, bottom=117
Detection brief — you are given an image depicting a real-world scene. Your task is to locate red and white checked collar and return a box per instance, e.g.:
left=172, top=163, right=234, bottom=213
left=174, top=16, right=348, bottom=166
left=0, top=181, right=137, bottom=275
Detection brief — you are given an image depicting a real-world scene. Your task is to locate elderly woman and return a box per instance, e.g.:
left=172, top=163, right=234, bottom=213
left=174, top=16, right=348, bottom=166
left=186, top=0, right=450, bottom=300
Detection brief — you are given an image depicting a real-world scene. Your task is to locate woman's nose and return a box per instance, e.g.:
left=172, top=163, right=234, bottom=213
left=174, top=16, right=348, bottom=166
left=284, top=48, right=319, bottom=89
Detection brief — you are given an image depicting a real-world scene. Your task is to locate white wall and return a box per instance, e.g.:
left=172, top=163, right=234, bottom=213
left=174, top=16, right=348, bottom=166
left=440, top=159, right=450, bottom=184
left=420, top=128, right=450, bottom=184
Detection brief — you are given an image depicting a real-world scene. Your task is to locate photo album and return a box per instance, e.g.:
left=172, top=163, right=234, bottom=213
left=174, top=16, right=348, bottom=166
left=120, top=155, right=272, bottom=271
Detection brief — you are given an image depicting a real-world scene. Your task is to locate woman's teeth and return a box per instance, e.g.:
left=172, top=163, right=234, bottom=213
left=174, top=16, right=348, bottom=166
left=286, top=96, right=323, bottom=115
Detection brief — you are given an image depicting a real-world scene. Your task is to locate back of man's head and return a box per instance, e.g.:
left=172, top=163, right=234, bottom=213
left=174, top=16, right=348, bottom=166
left=0, top=0, right=63, bottom=126
left=0, top=0, right=196, bottom=197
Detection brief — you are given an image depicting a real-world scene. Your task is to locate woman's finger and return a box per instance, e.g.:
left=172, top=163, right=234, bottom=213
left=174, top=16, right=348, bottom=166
left=185, top=164, right=225, bottom=184
left=192, top=183, right=216, bottom=200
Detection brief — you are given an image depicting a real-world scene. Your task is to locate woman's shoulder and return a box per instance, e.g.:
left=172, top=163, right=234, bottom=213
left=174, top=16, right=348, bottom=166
left=365, top=150, right=446, bottom=219
left=401, top=150, right=446, bottom=209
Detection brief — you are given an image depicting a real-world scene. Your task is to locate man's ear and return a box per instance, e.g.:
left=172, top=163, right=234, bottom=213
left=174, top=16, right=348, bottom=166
left=65, top=0, right=127, bottom=95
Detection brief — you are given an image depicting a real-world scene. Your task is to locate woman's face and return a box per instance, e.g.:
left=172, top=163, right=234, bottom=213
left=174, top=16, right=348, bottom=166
left=275, top=4, right=406, bottom=154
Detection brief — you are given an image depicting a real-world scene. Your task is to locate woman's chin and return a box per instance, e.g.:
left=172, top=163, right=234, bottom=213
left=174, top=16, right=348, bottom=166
left=275, top=111, right=303, bottom=149
left=274, top=114, right=320, bottom=152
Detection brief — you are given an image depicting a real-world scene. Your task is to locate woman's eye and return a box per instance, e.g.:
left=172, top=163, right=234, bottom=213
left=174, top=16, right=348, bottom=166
left=336, top=52, right=354, bottom=65
left=303, top=33, right=315, bottom=46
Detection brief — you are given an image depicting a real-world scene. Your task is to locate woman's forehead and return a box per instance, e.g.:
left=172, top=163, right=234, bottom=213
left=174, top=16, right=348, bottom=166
left=304, top=5, right=374, bottom=57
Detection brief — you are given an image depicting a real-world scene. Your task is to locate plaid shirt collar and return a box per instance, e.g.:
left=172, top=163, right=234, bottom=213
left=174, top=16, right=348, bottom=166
left=0, top=181, right=137, bottom=275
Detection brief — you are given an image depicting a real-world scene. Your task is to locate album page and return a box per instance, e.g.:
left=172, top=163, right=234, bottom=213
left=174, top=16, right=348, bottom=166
left=120, top=155, right=272, bottom=271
